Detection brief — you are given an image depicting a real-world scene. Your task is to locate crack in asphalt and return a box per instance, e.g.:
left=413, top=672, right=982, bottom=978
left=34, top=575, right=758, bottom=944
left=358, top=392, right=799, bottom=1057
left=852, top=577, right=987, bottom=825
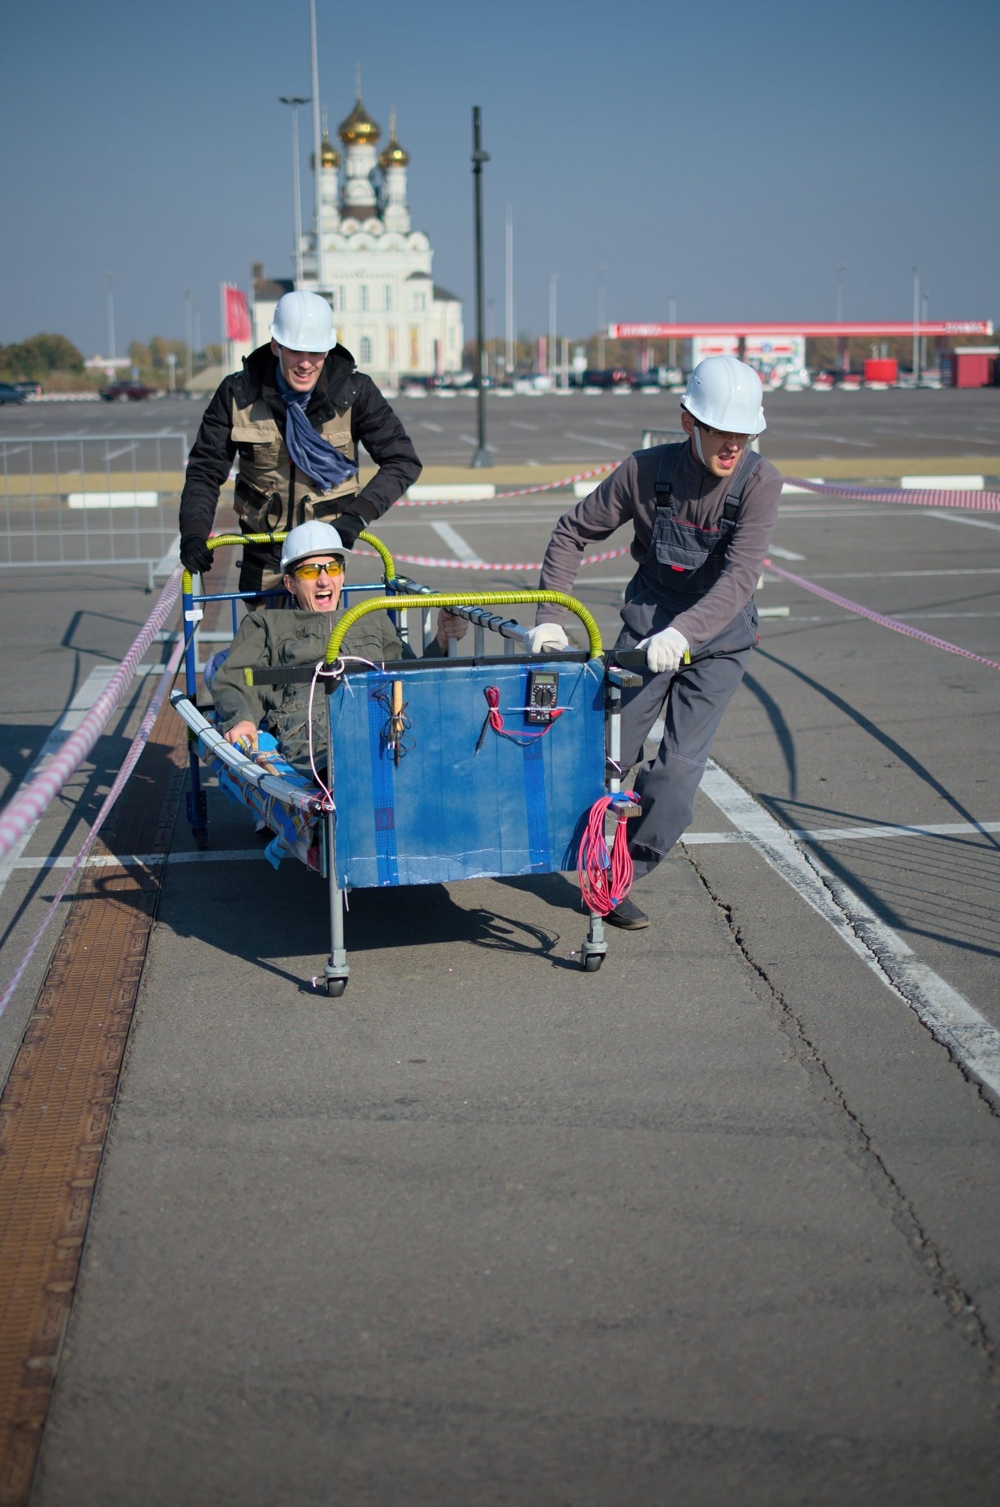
left=686, top=850, right=1000, bottom=1396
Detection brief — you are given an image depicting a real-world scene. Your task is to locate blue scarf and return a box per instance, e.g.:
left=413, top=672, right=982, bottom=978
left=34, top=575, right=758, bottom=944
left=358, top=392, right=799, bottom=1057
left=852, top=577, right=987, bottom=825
left=275, top=365, right=359, bottom=492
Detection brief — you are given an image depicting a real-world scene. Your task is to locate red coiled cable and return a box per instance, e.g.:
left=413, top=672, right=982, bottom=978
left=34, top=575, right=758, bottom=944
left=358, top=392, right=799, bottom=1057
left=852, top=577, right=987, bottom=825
left=477, top=685, right=565, bottom=750
left=577, top=793, right=638, bottom=915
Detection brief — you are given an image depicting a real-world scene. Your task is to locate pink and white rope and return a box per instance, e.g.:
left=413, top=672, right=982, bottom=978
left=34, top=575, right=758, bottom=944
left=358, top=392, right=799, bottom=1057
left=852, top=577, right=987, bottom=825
left=783, top=477, right=1000, bottom=511
left=0, top=568, right=183, bottom=862
left=0, top=633, right=185, bottom=1018
left=354, top=544, right=633, bottom=573
left=395, top=459, right=624, bottom=507
left=763, top=559, right=1000, bottom=671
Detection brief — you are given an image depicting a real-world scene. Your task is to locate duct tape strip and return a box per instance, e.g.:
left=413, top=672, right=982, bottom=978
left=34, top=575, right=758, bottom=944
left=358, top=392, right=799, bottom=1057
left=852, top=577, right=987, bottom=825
left=396, top=459, right=625, bottom=507
left=763, top=559, right=1000, bottom=671
left=354, top=545, right=633, bottom=572
left=0, top=567, right=183, bottom=863
left=783, top=477, right=1000, bottom=511
left=0, top=633, right=185, bottom=1019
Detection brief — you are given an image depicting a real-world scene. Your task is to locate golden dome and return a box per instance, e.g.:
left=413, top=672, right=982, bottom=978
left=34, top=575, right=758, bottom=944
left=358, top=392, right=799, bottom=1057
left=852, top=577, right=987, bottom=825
left=338, top=96, right=381, bottom=146
left=379, top=108, right=409, bottom=169
left=311, top=130, right=340, bottom=171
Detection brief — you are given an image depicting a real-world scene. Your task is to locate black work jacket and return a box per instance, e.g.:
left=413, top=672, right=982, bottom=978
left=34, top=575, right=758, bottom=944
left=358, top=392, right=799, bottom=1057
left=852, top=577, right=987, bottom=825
left=179, top=343, right=421, bottom=539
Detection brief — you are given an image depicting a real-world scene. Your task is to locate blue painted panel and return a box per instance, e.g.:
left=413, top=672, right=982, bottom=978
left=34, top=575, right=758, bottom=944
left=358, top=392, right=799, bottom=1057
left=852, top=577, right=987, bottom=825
left=327, top=659, right=606, bottom=888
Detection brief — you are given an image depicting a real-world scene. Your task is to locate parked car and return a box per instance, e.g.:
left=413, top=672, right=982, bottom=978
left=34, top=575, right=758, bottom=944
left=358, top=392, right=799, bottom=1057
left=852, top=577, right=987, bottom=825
left=99, top=380, right=154, bottom=402
left=0, top=382, right=27, bottom=405
left=582, top=368, right=634, bottom=389
left=13, top=381, right=42, bottom=399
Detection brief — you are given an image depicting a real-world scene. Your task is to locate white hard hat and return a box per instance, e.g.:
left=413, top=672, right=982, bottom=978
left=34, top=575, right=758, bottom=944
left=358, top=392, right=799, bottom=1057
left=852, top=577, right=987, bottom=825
left=683, top=355, right=766, bottom=435
left=269, top=290, right=336, bottom=353
left=280, top=520, right=348, bottom=571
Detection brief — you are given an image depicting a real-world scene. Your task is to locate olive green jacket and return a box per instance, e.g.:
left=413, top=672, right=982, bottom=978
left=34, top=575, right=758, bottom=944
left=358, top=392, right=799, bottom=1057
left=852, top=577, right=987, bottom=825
left=212, top=607, right=441, bottom=773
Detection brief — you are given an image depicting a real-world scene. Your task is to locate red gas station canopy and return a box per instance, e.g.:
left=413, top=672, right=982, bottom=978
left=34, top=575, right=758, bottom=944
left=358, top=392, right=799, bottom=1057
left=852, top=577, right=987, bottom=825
left=608, top=321, right=993, bottom=339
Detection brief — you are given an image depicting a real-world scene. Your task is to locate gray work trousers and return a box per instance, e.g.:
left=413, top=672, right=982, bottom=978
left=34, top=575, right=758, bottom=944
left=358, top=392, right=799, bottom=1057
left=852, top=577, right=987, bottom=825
left=613, top=597, right=758, bottom=879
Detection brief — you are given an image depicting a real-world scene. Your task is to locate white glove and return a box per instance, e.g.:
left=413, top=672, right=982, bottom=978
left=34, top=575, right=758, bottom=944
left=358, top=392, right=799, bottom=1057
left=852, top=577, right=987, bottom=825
left=522, top=623, right=570, bottom=654
left=636, top=626, right=689, bottom=674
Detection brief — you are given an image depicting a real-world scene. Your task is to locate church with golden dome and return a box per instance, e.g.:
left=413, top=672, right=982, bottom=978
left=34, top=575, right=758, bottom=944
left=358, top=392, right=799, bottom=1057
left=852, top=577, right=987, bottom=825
left=252, top=88, right=463, bottom=387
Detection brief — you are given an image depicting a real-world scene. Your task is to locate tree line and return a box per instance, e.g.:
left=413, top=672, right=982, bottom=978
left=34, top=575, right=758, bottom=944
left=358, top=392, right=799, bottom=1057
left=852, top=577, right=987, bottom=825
left=0, top=333, right=222, bottom=391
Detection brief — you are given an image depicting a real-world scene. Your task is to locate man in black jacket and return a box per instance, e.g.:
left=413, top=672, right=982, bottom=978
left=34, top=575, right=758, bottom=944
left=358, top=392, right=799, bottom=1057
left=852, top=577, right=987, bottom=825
left=179, top=289, right=421, bottom=595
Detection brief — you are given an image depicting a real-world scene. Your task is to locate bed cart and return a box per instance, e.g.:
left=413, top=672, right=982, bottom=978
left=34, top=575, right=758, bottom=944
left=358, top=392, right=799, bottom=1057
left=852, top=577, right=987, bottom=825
left=171, top=533, right=644, bottom=993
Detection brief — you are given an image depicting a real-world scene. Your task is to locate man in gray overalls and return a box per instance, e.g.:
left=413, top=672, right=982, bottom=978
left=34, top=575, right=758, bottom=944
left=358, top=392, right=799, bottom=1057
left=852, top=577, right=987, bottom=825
left=526, top=355, right=782, bottom=928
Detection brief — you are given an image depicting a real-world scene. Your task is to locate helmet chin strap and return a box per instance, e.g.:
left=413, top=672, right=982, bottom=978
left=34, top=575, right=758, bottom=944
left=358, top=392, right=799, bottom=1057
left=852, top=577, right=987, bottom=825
left=692, top=423, right=706, bottom=466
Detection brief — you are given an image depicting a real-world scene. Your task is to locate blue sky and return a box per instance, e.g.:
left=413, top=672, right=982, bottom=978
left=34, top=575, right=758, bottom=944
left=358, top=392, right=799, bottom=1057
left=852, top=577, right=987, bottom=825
left=2, top=0, right=997, bottom=355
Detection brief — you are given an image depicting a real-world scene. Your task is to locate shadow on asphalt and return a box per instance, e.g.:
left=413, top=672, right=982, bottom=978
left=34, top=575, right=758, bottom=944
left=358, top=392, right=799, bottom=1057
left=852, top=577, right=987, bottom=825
left=163, top=862, right=588, bottom=994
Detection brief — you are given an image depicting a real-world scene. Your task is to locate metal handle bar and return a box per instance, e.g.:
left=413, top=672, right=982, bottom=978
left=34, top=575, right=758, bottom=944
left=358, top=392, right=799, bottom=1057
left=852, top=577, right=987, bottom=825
left=325, top=591, right=603, bottom=663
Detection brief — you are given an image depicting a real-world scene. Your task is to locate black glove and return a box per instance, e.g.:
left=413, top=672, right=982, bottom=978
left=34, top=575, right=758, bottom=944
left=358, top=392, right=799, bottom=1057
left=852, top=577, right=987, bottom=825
left=180, top=534, right=214, bottom=573
left=334, top=513, right=365, bottom=550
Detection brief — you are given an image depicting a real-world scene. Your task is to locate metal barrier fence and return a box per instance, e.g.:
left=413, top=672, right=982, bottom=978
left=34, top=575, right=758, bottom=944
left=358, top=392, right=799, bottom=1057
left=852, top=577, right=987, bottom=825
left=0, top=432, right=188, bottom=588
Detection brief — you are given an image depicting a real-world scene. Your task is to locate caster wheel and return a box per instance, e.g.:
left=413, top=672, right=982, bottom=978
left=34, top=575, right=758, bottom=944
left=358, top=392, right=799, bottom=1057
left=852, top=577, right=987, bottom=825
left=193, top=828, right=209, bottom=850
left=326, top=978, right=347, bottom=998
left=582, top=952, right=604, bottom=972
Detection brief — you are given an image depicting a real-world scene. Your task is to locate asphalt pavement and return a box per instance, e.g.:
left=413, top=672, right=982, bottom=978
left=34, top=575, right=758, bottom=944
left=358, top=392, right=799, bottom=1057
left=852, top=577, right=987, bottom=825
left=2, top=397, right=1000, bottom=1504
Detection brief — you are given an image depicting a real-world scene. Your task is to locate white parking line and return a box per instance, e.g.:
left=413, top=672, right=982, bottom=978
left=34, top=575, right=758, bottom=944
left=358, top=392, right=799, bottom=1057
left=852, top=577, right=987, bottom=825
left=562, top=432, right=632, bottom=451
left=429, top=521, right=484, bottom=564
left=926, top=511, right=1000, bottom=534
left=767, top=546, right=806, bottom=561
left=681, top=818, right=1000, bottom=845
left=695, top=761, right=1000, bottom=1104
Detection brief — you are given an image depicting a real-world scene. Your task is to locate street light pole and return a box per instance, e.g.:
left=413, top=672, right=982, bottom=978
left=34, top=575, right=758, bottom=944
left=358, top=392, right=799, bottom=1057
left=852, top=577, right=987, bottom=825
left=184, top=289, right=193, bottom=388
left=106, top=271, right=116, bottom=360
left=668, top=293, right=676, bottom=371
left=504, top=202, right=514, bottom=375
left=912, top=266, right=920, bottom=382
left=308, top=0, right=325, bottom=290
left=549, top=272, right=560, bottom=383
left=835, top=263, right=846, bottom=373
left=280, top=96, right=311, bottom=285
left=597, top=266, right=607, bottom=369
left=470, top=105, right=491, bottom=468
left=921, top=290, right=929, bottom=375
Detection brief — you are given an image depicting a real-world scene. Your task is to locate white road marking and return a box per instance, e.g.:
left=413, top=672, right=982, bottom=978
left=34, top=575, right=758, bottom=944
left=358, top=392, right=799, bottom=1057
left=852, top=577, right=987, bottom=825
left=562, top=432, right=632, bottom=451
left=0, top=666, right=121, bottom=902
left=458, top=433, right=496, bottom=450
left=508, top=421, right=539, bottom=431
left=420, top=421, right=444, bottom=432
left=767, top=546, right=806, bottom=561
left=429, top=521, right=484, bottom=564
left=680, top=818, right=1000, bottom=846
left=695, top=761, right=1000, bottom=1104
left=803, top=568, right=1000, bottom=580
left=926, top=510, right=1000, bottom=534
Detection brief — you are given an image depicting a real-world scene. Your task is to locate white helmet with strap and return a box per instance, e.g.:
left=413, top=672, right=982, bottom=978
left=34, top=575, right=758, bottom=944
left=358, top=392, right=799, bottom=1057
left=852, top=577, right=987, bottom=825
left=683, top=355, right=766, bottom=435
left=270, top=290, right=336, bottom=353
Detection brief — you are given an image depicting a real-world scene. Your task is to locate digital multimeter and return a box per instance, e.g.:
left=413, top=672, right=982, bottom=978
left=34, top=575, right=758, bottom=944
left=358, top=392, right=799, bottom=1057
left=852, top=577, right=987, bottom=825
left=526, top=670, right=559, bottom=724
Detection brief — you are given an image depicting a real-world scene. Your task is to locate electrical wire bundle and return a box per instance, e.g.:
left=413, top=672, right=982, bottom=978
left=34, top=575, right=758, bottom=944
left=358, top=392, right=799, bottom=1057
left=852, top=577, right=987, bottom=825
left=577, top=793, right=639, bottom=915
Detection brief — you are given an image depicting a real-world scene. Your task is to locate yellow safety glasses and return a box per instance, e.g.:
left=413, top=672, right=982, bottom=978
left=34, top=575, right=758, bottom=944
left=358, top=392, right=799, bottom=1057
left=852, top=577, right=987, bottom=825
left=291, top=558, right=345, bottom=580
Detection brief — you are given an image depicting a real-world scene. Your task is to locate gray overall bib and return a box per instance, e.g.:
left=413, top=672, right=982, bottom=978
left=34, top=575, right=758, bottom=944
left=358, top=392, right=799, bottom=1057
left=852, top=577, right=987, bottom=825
left=613, top=442, right=762, bottom=878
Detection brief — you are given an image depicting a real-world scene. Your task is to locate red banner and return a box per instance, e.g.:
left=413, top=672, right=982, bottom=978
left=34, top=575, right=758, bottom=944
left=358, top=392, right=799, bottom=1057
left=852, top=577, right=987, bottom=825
left=223, top=285, right=252, bottom=342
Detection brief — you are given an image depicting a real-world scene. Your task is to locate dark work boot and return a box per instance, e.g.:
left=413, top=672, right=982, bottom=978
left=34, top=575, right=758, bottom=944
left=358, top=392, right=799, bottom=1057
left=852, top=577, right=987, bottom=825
left=605, top=897, right=650, bottom=929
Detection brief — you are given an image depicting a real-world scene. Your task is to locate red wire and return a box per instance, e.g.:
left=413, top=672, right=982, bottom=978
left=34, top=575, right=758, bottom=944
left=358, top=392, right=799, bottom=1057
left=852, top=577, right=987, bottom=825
left=577, top=795, right=637, bottom=915
left=481, top=685, right=564, bottom=746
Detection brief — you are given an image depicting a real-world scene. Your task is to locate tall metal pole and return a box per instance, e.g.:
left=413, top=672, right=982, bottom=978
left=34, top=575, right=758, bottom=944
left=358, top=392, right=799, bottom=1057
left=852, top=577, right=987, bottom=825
left=668, top=292, right=676, bottom=370
left=921, top=290, right=929, bottom=376
left=549, top=272, right=559, bottom=382
left=309, top=0, right=325, bottom=291
left=504, top=202, right=514, bottom=375
left=106, top=271, right=116, bottom=360
left=835, top=263, right=846, bottom=372
left=281, top=96, right=310, bottom=285
left=597, top=266, right=606, bottom=369
left=184, top=288, right=193, bottom=387
left=912, top=266, right=920, bottom=382
left=471, top=106, right=491, bottom=468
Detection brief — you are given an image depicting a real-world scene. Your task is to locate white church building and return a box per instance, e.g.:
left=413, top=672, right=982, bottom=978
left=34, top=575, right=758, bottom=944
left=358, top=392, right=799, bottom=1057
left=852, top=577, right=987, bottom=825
left=252, top=94, right=463, bottom=386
